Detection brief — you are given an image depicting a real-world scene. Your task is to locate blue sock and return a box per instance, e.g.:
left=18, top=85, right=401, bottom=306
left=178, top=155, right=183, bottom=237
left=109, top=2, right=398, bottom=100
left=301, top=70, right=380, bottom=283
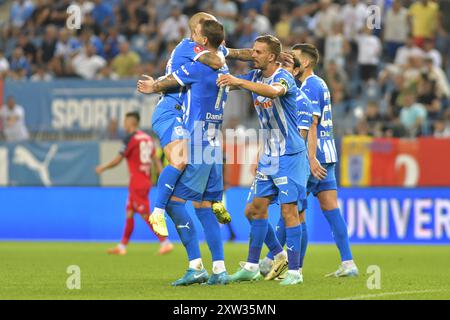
left=285, top=225, right=302, bottom=271
left=323, top=208, right=353, bottom=261
left=247, top=219, right=268, bottom=264
left=276, top=215, right=286, bottom=247
left=155, top=165, right=182, bottom=210
left=300, top=222, right=308, bottom=268
left=195, top=207, right=224, bottom=261
left=264, top=223, right=283, bottom=260
left=166, top=200, right=200, bottom=261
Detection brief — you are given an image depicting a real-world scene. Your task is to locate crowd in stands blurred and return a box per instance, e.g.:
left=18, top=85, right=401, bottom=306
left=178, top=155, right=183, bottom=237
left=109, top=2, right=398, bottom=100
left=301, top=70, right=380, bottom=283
left=0, top=0, right=450, bottom=138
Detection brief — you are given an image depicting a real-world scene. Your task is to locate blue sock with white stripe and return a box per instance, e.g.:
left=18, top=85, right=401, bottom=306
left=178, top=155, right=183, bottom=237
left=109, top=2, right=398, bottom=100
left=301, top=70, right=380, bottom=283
left=285, top=224, right=302, bottom=271
left=155, top=165, right=182, bottom=210
left=323, top=208, right=353, bottom=261
left=300, top=222, right=308, bottom=268
left=195, top=207, right=224, bottom=261
left=166, top=200, right=201, bottom=261
left=266, top=216, right=286, bottom=260
left=264, top=223, right=283, bottom=260
left=247, top=219, right=268, bottom=264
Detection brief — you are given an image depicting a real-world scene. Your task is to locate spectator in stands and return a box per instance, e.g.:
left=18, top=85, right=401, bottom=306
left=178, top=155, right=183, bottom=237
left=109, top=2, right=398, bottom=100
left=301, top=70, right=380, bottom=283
left=0, top=51, right=10, bottom=78
left=236, top=22, right=258, bottom=49
left=274, top=11, right=291, bottom=43
left=159, top=5, right=189, bottom=43
left=38, top=25, right=58, bottom=66
left=433, top=119, right=450, bottom=137
left=71, top=43, right=106, bottom=79
left=312, top=0, right=340, bottom=55
left=246, top=8, right=272, bottom=35
left=111, top=41, right=140, bottom=78
left=423, top=57, right=450, bottom=101
left=423, top=39, right=442, bottom=68
left=10, top=0, right=35, bottom=28
left=53, top=29, right=81, bottom=76
left=365, top=101, right=389, bottom=137
left=17, top=33, right=37, bottom=65
left=91, top=0, right=116, bottom=29
left=357, top=26, right=382, bottom=83
left=104, top=27, right=126, bottom=60
left=340, top=0, right=367, bottom=50
left=214, top=0, right=238, bottom=35
left=30, top=0, right=52, bottom=31
left=49, top=0, right=72, bottom=27
left=30, top=64, right=53, bottom=81
left=324, top=21, right=349, bottom=69
left=0, top=96, right=29, bottom=142
left=408, top=0, right=440, bottom=48
left=399, top=91, right=428, bottom=137
left=9, top=47, right=31, bottom=79
left=384, top=0, right=409, bottom=61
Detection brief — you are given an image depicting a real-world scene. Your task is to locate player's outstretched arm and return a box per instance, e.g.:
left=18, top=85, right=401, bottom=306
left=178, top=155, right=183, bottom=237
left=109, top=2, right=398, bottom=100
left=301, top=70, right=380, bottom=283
left=226, top=48, right=254, bottom=61
left=95, top=154, right=123, bottom=174
left=307, top=115, right=327, bottom=180
left=137, top=74, right=180, bottom=94
left=216, top=74, right=285, bottom=99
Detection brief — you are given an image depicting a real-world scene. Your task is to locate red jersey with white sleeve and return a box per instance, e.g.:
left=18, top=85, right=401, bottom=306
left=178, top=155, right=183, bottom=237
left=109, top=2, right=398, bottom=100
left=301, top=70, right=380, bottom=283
left=120, top=131, right=156, bottom=214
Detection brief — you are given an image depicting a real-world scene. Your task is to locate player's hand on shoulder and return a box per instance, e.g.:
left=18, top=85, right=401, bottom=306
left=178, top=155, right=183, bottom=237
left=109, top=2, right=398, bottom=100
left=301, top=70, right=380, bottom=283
left=278, top=52, right=294, bottom=66
left=137, top=74, right=155, bottom=94
left=216, top=74, right=240, bottom=87
left=310, top=158, right=327, bottom=180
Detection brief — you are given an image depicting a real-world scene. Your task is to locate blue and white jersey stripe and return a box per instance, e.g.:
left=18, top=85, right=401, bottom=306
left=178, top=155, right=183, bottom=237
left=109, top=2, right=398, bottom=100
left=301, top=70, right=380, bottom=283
left=239, top=67, right=305, bottom=156
left=300, top=74, right=338, bottom=164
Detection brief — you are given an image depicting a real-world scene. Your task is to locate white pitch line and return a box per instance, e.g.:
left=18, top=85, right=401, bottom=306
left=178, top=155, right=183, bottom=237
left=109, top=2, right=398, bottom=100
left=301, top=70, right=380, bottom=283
left=333, top=289, right=448, bottom=300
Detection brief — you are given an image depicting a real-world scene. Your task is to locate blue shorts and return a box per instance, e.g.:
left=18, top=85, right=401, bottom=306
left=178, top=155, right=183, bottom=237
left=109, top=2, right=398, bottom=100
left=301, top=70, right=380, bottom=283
left=172, top=146, right=223, bottom=202
left=246, top=153, right=309, bottom=211
left=151, top=96, right=188, bottom=148
left=253, top=151, right=307, bottom=205
left=307, top=163, right=337, bottom=196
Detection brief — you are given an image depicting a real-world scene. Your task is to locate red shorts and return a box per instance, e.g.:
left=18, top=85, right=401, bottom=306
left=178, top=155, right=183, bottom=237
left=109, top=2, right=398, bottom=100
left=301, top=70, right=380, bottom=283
left=126, top=187, right=150, bottom=214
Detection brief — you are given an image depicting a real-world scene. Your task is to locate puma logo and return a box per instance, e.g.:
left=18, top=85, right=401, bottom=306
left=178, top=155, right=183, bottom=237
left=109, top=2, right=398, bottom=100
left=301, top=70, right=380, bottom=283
left=177, top=222, right=190, bottom=230
left=286, top=245, right=294, bottom=251
left=13, top=144, right=58, bottom=186
left=280, top=190, right=289, bottom=196
left=165, top=184, right=174, bottom=191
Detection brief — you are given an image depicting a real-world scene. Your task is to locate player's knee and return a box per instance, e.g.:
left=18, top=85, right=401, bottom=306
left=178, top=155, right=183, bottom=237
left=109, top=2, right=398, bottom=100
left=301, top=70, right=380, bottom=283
left=251, top=203, right=267, bottom=219
left=319, top=193, right=339, bottom=211
left=126, top=211, right=134, bottom=219
left=244, top=204, right=253, bottom=220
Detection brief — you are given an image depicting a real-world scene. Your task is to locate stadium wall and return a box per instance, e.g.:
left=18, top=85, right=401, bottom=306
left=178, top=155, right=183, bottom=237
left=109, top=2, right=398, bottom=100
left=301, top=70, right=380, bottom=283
left=0, top=187, right=449, bottom=244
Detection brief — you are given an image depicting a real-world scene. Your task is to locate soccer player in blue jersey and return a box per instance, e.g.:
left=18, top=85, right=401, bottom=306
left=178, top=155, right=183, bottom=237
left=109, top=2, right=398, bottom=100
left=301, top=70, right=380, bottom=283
left=138, top=12, right=236, bottom=235
left=292, top=43, right=358, bottom=277
left=217, top=35, right=308, bottom=285
left=137, top=20, right=230, bottom=286
left=245, top=54, right=313, bottom=282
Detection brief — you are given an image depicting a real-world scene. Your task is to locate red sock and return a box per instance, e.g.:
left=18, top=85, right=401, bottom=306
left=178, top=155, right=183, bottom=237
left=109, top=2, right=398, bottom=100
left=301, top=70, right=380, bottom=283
left=145, top=219, right=167, bottom=243
left=120, top=217, right=134, bottom=245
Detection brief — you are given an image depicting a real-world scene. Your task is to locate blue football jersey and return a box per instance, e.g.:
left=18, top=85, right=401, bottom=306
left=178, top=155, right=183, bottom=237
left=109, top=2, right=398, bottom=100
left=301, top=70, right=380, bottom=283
left=164, top=38, right=228, bottom=105
left=173, top=61, right=229, bottom=147
left=296, top=88, right=313, bottom=132
left=239, top=67, right=305, bottom=156
left=300, top=74, right=338, bottom=164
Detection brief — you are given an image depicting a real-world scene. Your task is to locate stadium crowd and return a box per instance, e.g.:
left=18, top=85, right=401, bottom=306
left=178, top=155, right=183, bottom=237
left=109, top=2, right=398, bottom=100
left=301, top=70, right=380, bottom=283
left=0, top=0, right=450, bottom=138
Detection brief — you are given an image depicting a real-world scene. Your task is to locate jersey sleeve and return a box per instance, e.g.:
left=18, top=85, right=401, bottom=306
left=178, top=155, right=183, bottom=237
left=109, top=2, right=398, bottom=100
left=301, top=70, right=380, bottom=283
left=301, top=83, right=321, bottom=116
left=272, top=70, right=296, bottom=95
left=179, top=39, right=209, bottom=62
left=119, top=134, right=133, bottom=157
left=219, top=45, right=229, bottom=58
left=297, top=94, right=313, bottom=131
left=172, top=62, right=204, bottom=86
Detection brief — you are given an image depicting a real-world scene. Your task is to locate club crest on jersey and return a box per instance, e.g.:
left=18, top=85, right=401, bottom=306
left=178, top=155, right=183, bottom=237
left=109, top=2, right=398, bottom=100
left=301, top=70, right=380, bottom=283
left=194, top=45, right=204, bottom=54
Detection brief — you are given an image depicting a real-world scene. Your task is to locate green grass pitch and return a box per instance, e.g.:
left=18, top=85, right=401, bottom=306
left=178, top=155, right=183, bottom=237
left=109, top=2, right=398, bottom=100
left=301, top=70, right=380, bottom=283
left=1, top=242, right=449, bottom=300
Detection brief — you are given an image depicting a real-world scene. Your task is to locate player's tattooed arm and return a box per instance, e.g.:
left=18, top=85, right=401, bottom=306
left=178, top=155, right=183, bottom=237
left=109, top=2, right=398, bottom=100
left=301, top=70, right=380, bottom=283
left=137, top=74, right=179, bottom=94
left=226, top=48, right=254, bottom=61
left=307, top=116, right=327, bottom=180
left=197, top=52, right=225, bottom=70
left=217, top=74, right=286, bottom=99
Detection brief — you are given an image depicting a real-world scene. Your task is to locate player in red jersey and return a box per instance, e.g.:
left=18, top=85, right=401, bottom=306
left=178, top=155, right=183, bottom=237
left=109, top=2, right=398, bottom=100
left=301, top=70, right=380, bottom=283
left=96, top=112, right=173, bottom=256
